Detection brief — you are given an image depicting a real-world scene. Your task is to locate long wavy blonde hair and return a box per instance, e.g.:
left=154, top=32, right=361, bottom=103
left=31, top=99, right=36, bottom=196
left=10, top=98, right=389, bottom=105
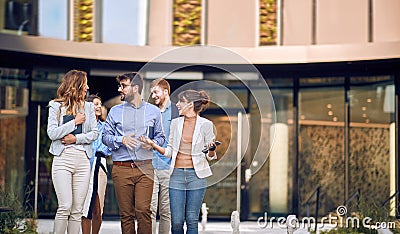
left=54, top=70, right=87, bottom=116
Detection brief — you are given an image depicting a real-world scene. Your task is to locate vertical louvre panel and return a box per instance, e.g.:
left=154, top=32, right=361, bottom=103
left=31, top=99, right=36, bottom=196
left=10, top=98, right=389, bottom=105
left=173, top=0, right=202, bottom=46
left=259, top=0, right=277, bottom=45
left=74, top=0, right=94, bottom=42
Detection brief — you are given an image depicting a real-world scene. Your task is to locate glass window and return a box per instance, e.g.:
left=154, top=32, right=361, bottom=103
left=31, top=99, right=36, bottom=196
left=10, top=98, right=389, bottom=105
left=203, top=113, right=237, bottom=217
left=348, top=76, right=395, bottom=213
left=186, top=77, right=253, bottom=217
left=31, top=70, right=63, bottom=102
left=1, top=0, right=35, bottom=35
left=0, top=67, right=29, bottom=115
left=349, top=76, right=393, bottom=124
left=168, top=78, right=249, bottom=111
left=0, top=67, right=29, bottom=201
left=247, top=85, right=293, bottom=218
left=298, top=77, right=345, bottom=217
left=38, top=0, right=68, bottom=39
left=102, top=0, right=148, bottom=45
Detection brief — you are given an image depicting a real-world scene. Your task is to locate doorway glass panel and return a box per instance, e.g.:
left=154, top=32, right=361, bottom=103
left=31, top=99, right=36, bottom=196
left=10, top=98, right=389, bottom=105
left=247, top=85, right=294, bottom=218
left=298, top=77, right=345, bottom=217
left=348, top=76, right=395, bottom=214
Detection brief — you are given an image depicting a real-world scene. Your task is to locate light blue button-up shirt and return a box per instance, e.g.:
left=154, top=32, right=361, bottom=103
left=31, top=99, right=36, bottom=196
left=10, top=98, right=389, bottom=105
left=90, top=121, right=112, bottom=168
left=102, top=101, right=165, bottom=161
left=152, top=102, right=173, bottom=170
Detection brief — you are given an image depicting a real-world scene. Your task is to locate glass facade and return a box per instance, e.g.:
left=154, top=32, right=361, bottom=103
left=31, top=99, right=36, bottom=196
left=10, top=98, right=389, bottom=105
left=0, top=65, right=397, bottom=219
left=0, top=67, right=29, bottom=200
left=296, top=76, right=396, bottom=218
left=0, top=0, right=399, bottom=222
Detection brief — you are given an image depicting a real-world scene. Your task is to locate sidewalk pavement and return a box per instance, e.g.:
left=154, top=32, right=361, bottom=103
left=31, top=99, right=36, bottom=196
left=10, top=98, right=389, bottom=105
left=37, top=219, right=312, bottom=234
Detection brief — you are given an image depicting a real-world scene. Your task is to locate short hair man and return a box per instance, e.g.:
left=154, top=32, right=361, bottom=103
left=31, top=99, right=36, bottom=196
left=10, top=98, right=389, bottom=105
left=150, top=78, right=179, bottom=234
left=102, top=72, right=165, bottom=234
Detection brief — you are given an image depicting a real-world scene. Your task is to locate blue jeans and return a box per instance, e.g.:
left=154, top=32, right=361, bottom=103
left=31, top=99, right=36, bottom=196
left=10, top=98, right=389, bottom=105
left=169, top=168, right=206, bottom=234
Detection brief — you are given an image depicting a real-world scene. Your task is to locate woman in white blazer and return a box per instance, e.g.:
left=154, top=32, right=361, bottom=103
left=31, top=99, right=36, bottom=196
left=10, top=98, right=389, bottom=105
left=140, top=89, right=218, bottom=234
left=47, top=70, right=98, bottom=234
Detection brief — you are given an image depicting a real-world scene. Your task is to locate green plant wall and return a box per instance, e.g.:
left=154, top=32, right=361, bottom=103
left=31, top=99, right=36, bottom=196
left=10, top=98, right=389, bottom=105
left=173, top=0, right=202, bottom=46
left=259, top=0, right=277, bottom=45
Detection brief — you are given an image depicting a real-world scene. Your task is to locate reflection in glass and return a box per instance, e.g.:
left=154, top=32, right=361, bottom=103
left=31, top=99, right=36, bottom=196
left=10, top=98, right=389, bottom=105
left=4, top=0, right=34, bottom=35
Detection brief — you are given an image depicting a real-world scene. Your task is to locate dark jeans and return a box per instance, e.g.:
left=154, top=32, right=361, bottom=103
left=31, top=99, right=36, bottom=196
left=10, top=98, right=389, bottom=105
left=169, top=168, right=206, bottom=234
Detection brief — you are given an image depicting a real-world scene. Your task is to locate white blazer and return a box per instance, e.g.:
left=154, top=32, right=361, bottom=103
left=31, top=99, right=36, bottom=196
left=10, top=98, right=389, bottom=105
left=164, top=116, right=217, bottom=178
left=47, top=100, right=99, bottom=157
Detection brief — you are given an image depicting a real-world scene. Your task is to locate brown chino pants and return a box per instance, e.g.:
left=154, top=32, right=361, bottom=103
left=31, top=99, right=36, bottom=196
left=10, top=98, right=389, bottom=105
left=112, top=163, right=154, bottom=234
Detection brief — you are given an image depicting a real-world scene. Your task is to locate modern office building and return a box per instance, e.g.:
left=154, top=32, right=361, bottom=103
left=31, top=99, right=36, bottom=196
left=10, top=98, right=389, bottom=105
left=0, top=0, right=400, bottom=220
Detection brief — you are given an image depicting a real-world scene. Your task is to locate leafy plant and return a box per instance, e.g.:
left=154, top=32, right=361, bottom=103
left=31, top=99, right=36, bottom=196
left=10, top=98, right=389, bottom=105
left=316, top=196, right=400, bottom=234
left=0, top=186, right=37, bottom=233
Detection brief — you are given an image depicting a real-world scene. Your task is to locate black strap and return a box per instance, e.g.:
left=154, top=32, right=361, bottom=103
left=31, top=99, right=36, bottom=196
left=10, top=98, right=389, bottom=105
left=87, top=155, right=101, bottom=219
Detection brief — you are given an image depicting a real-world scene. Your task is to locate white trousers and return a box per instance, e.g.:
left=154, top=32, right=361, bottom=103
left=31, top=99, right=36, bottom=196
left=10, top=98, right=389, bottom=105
left=52, top=147, right=90, bottom=234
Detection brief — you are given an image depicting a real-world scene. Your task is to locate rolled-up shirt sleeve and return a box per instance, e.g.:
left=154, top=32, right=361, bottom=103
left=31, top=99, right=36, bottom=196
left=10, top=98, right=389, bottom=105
left=103, top=101, right=165, bottom=161
left=152, top=110, right=165, bottom=147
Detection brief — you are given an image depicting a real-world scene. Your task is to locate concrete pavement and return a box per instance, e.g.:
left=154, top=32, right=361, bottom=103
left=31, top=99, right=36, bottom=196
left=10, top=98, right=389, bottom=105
left=37, top=219, right=313, bottom=233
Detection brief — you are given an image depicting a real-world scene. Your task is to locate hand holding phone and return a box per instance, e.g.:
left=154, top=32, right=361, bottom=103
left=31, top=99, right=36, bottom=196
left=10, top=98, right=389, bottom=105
left=202, top=141, right=222, bottom=154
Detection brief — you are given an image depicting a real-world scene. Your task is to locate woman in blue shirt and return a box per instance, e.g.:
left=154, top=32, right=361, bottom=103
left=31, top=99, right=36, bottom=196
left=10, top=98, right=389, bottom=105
left=81, top=94, right=112, bottom=234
